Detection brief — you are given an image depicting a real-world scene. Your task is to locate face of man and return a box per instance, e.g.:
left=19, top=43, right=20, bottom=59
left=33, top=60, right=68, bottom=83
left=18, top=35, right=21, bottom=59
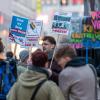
left=42, top=40, right=55, bottom=53
left=56, top=56, right=71, bottom=68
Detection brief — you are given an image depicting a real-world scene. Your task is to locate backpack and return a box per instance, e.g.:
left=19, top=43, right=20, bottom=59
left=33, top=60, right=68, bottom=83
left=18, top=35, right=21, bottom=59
left=0, top=59, right=17, bottom=99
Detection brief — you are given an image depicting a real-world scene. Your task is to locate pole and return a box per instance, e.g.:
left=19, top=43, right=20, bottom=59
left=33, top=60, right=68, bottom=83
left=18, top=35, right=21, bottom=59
left=27, top=43, right=33, bottom=70
left=13, top=43, right=17, bottom=57
left=49, top=34, right=60, bottom=69
left=86, top=46, right=88, bottom=64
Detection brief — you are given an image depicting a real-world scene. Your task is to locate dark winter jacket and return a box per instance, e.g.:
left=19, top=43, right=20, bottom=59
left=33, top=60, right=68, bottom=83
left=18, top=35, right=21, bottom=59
left=48, top=50, right=62, bottom=85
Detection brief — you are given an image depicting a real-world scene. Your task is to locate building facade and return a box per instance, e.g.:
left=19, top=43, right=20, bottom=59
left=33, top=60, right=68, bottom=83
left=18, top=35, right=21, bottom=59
left=0, top=0, right=36, bottom=51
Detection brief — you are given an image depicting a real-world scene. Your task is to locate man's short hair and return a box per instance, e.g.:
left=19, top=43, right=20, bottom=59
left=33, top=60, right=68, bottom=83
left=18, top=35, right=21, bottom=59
left=55, top=46, right=77, bottom=60
left=42, top=36, right=56, bottom=45
left=6, top=51, right=13, bottom=58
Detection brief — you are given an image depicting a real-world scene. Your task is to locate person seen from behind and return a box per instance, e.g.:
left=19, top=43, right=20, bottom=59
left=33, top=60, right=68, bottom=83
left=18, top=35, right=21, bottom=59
left=6, top=51, right=17, bottom=77
left=6, top=51, right=18, bottom=63
left=0, top=38, right=17, bottom=100
left=0, top=38, right=6, bottom=100
left=55, top=46, right=97, bottom=100
left=17, top=50, right=29, bottom=76
left=7, top=50, right=65, bottom=100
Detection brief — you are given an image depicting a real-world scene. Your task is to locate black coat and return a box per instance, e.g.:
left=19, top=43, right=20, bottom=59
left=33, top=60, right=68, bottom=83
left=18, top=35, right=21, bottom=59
left=48, top=59, right=62, bottom=85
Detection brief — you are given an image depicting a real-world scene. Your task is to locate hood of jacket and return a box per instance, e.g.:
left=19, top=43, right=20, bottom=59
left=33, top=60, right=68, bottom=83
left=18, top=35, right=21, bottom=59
left=18, top=62, right=28, bottom=68
left=18, top=67, right=49, bottom=88
left=65, top=57, right=87, bottom=67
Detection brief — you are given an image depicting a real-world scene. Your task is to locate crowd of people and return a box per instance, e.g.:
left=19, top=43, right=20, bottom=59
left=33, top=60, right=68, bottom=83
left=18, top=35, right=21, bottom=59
left=0, top=36, right=98, bottom=100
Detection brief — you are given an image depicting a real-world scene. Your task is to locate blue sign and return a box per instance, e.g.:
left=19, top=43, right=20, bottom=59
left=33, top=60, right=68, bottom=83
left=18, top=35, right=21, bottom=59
left=10, top=16, right=29, bottom=45
left=82, top=38, right=100, bottom=48
left=10, top=16, right=28, bottom=37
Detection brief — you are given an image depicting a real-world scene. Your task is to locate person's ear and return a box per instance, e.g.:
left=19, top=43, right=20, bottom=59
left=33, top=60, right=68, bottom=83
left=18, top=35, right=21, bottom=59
left=64, top=56, right=71, bottom=62
left=51, top=44, right=55, bottom=49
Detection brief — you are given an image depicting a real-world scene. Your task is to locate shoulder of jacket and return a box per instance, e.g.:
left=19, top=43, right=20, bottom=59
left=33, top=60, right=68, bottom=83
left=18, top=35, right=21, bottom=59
left=60, top=67, right=78, bottom=79
left=42, top=80, right=57, bottom=89
left=17, top=65, right=26, bottom=69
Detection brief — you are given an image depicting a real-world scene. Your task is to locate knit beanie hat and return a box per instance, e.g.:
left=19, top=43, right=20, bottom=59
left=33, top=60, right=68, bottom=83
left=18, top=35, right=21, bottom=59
left=19, top=50, right=29, bottom=62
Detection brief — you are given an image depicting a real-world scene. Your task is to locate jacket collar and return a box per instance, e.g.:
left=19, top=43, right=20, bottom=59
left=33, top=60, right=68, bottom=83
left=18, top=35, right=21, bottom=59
left=65, top=57, right=86, bottom=68
left=29, top=66, right=49, bottom=78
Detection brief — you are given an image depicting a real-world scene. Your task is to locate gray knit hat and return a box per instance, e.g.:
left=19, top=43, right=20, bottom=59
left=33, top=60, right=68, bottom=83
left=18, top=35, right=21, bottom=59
left=19, top=50, right=29, bottom=62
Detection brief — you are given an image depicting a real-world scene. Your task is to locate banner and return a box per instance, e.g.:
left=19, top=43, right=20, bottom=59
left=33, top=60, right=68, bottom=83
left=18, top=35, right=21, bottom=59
left=25, top=20, right=42, bottom=47
left=71, top=15, right=82, bottom=33
left=82, top=11, right=100, bottom=48
left=9, top=16, right=43, bottom=47
left=52, top=13, right=71, bottom=35
left=68, top=11, right=100, bottom=48
left=69, top=14, right=83, bottom=48
left=9, top=16, right=28, bottom=45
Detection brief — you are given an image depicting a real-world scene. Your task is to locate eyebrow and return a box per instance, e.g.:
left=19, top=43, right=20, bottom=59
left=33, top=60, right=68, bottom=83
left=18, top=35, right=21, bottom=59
left=42, top=43, right=50, bottom=45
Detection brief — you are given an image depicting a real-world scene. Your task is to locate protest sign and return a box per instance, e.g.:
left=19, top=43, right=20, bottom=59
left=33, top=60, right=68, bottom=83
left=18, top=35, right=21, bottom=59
left=25, top=20, right=42, bottom=47
left=82, top=11, right=100, bottom=63
left=69, top=14, right=83, bottom=48
left=9, top=30, right=15, bottom=43
left=82, top=11, right=100, bottom=48
left=91, top=11, right=100, bottom=31
left=52, top=13, right=71, bottom=35
left=69, top=11, right=100, bottom=49
left=71, top=15, right=82, bottom=33
left=9, top=16, right=28, bottom=45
